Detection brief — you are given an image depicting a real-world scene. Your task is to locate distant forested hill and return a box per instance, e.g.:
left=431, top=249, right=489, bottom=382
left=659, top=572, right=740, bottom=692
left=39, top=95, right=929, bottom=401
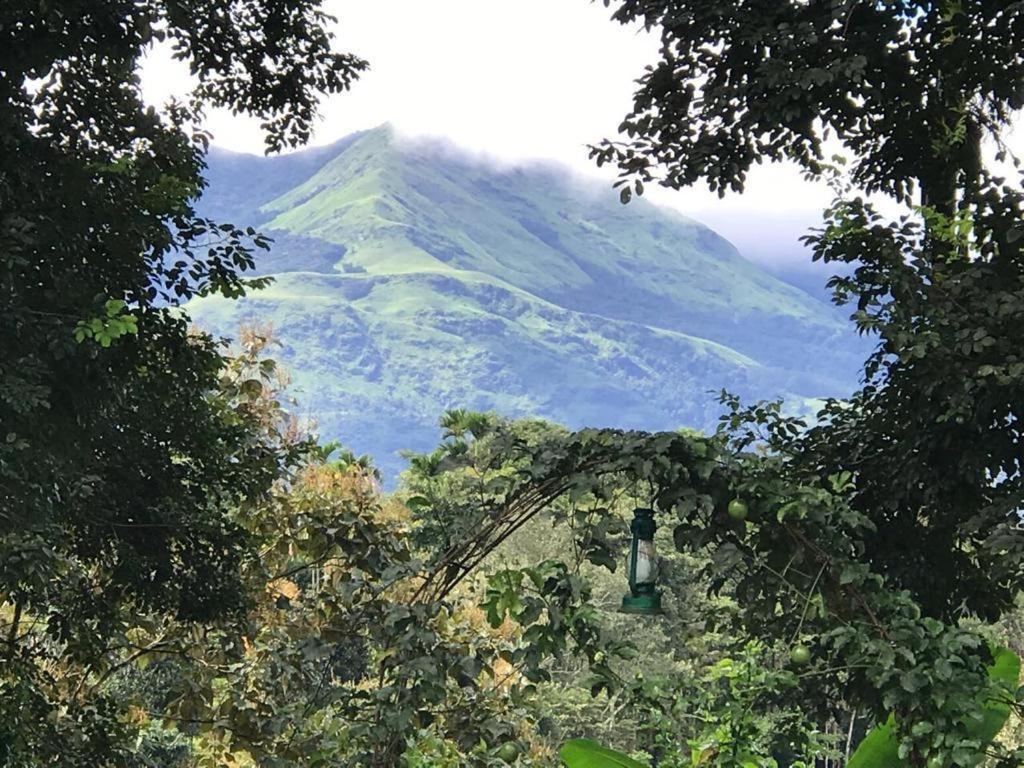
left=191, top=125, right=866, bottom=481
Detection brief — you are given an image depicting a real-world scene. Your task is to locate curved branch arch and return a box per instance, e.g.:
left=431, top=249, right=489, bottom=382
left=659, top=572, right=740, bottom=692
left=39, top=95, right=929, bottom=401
left=413, top=425, right=735, bottom=601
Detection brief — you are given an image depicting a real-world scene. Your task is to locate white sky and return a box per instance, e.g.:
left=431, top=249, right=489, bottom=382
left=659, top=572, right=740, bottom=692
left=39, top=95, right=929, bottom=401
left=140, top=0, right=1024, bottom=270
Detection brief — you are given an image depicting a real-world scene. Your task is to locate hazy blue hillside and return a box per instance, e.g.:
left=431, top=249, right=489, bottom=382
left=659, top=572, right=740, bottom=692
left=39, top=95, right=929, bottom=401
left=191, top=125, right=867, bottom=480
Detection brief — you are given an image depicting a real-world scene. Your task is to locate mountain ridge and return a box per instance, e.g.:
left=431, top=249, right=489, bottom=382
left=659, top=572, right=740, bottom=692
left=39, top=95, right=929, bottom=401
left=191, top=125, right=865, bottom=480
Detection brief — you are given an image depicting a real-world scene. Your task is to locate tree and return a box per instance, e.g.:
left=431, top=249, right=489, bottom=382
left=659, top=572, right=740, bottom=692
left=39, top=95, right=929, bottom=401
left=114, top=452, right=609, bottom=767
left=594, top=0, right=1024, bottom=629
left=404, top=414, right=841, bottom=767
left=407, top=408, right=1023, bottom=766
left=581, top=1, right=1024, bottom=762
left=0, top=2, right=364, bottom=762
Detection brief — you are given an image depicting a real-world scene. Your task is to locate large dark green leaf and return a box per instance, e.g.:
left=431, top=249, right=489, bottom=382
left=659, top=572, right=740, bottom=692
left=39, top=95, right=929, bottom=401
left=846, top=716, right=899, bottom=768
left=976, top=645, right=1021, bottom=745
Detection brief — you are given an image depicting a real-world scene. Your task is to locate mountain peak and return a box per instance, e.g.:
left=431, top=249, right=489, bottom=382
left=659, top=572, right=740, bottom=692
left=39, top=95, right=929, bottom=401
left=193, top=128, right=864, bottom=481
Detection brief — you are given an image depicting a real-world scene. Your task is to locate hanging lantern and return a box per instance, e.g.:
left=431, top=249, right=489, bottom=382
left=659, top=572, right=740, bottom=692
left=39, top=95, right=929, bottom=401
left=620, top=508, right=663, bottom=615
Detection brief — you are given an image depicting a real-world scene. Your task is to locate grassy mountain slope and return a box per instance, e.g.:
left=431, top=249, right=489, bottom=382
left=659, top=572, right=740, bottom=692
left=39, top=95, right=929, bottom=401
left=191, top=126, right=865, bottom=480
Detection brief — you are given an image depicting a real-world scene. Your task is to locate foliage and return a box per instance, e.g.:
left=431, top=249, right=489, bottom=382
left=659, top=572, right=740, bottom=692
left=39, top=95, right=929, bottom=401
left=6, top=0, right=1024, bottom=764
left=596, top=0, right=1024, bottom=623
left=798, top=190, right=1024, bottom=622
left=400, top=409, right=1024, bottom=766
left=0, top=327, right=307, bottom=765
left=587, top=1, right=1024, bottom=763
left=594, top=0, right=1023, bottom=205
left=562, top=641, right=838, bottom=768
left=102, top=448, right=638, bottom=767
left=570, top=642, right=1022, bottom=768
left=846, top=646, right=1020, bottom=768
left=77, top=411, right=786, bottom=768
left=561, top=739, right=647, bottom=768
left=1, top=2, right=363, bottom=758
left=665, top=643, right=835, bottom=768
left=404, top=414, right=853, bottom=764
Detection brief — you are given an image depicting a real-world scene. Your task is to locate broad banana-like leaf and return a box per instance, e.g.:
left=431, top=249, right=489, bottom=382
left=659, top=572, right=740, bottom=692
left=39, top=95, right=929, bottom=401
left=560, top=739, right=648, bottom=767
left=846, top=715, right=899, bottom=768
left=848, top=646, right=1020, bottom=768
left=975, top=644, right=1020, bottom=745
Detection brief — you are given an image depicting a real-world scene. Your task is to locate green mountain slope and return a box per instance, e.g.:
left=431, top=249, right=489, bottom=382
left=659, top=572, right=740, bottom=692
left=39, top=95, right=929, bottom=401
left=191, top=125, right=864, bottom=480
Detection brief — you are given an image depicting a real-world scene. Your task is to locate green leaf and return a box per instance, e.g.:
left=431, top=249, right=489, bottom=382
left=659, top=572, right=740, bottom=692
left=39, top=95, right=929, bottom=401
left=104, top=298, right=126, bottom=316
left=976, top=645, right=1020, bottom=745
left=847, top=716, right=899, bottom=768
left=560, top=739, right=647, bottom=768
left=848, top=647, right=1020, bottom=768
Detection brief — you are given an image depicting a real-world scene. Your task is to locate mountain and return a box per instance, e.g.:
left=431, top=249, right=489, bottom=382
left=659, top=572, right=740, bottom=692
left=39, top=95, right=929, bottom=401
left=190, top=125, right=866, bottom=481
left=693, top=209, right=850, bottom=303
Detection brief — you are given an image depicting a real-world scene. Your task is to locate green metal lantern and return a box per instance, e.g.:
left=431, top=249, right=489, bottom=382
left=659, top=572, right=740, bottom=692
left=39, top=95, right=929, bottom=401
left=620, top=508, right=663, bottom=615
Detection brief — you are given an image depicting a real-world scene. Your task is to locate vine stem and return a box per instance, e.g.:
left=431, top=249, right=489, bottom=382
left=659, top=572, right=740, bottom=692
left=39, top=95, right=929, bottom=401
left=5, top=600, right=22, bottom=660
left=791, top=560, right=828, bottom=645
left=845, top=709, right=858, bottom=762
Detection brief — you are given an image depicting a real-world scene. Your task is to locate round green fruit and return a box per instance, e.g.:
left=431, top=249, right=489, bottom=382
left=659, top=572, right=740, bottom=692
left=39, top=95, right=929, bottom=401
left=727, top=499, right=749, bottom=521
left=497, top=743, right=521, bottom=764
left=790, top=644, right=811, bottom=665
left=926, top=755, right=944, bottom=768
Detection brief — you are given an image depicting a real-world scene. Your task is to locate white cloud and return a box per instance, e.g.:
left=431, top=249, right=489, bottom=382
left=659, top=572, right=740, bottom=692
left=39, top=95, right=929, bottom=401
left=139, top=2, right=830, bottom=205
left=139, top=0, right=1024, bottom=268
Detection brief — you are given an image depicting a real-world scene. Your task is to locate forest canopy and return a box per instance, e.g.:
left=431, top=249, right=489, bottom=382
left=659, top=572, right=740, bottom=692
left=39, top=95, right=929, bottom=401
left=2, top=1, right=1024, bottom=767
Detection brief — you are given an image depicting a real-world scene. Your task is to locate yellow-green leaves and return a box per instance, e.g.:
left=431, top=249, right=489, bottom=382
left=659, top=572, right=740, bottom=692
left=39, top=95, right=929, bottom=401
left=73, top=299, right=138, bottom=347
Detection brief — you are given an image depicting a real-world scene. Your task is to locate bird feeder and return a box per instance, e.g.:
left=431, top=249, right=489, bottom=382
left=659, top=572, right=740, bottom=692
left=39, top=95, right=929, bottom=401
left=620, top=508, right=663, bottom=615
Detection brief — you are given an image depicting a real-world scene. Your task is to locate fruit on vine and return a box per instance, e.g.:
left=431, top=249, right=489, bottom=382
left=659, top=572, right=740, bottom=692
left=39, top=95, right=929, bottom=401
left=926, top=755, right=944, bottom=768
left=497, top=742, right=521, bottom=764
left=790, top=644, right=811, bottom=665
left=727, top=498, right=748, bottom=521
